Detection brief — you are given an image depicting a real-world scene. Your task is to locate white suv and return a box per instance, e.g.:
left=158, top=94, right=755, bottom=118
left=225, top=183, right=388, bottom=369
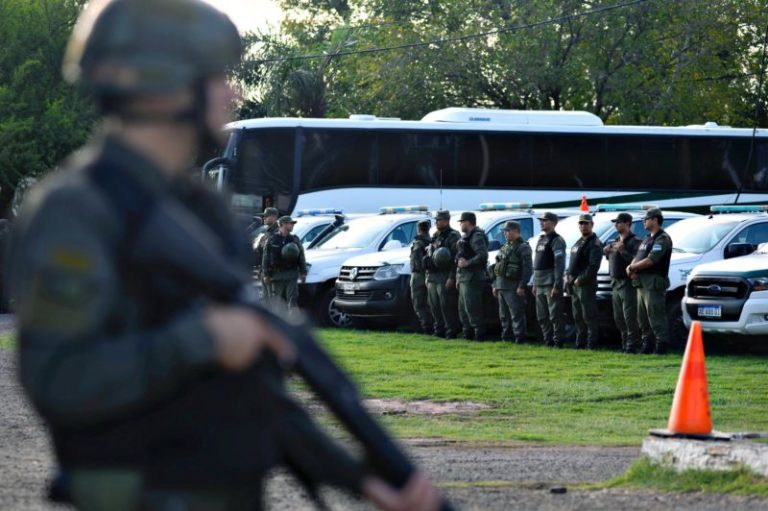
left=302, top=206, right=432, bottom=327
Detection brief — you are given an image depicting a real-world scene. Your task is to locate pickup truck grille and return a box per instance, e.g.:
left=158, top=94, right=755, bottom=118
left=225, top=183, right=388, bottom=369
left=687, top=277, right=748, bottom=300
left=597, top=273, right=612, bottom=294
left=338, top=266, right=379, bottom=282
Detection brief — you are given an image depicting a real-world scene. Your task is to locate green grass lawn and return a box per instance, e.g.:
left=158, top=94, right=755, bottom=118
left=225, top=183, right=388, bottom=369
left=0, top=333, right=13, bottom=350
left=316, top=329, right=768, bottom=445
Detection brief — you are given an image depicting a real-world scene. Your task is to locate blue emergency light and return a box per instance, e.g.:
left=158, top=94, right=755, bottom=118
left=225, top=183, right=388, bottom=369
left=479, top=202, right=534, bottom=211
left=379, top=205, right=429, bottom=215
left=295, top=208, right=344, bottom=217
left=710, top=205, right=768, bottom=214
left=595, top=204, right=659, bottom=212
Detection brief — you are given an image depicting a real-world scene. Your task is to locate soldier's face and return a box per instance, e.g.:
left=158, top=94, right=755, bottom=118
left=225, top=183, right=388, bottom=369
left=436, top=218, right=449, bottom=230
left=504, top=229, right=519, bottom=242
left=205, top=74, right=239, bottom=145
left=578, top=221, right=593, bottom=236
left=265, top=215, right=278, bottom=226
left=615, top=220, right=629, bottom=234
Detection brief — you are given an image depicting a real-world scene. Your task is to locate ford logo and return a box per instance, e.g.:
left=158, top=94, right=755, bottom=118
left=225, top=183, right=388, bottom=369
left=350, top=268, right=359, bottom=281
left=708, top=284, right=722, bottom=295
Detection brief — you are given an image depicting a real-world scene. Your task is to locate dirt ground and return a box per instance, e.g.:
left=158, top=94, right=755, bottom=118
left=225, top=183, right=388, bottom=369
left=2, top=327, right=767, bottom=510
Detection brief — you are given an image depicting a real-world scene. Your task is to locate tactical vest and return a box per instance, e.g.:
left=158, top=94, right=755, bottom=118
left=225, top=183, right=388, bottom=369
left=608, top=233, right=636, bottom=279
left=410, top=234, right=429, bottom=273
left=427, top=228, right=458, bottom=272
left=534, top=232, right=557, bottom=271
left=568, top=233, right=597, bottom=275
left=636, top=230, right=672, bottom=276
left=495, top=240, right=522, bottom=280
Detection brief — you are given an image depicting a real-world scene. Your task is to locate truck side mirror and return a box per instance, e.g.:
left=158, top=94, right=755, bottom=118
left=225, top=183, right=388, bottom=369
left=724, top=242, right=754, bottom=259
left=382, top=240, right=402, bottom=251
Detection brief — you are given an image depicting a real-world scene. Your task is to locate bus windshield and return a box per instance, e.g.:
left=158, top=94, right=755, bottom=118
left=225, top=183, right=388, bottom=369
left=665, top=220, right=739, bottom=254
left=315, top=217, right=394, bottom=250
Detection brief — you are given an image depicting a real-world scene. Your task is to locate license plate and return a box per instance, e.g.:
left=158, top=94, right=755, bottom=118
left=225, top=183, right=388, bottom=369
left=698, top=305, right=722, bottom=318
left=342, top=283, right=356, bottom=294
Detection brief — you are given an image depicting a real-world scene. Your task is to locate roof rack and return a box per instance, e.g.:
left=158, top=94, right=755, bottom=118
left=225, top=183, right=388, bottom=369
left=295, top=208, right=344, bottom=217
left=594, top=203, right=659, bottom=212
left=479, top=202, right=534, bottom=211
left=379, top=205, right=429, bottom=215
left=710, top=205, right=768, bottom=214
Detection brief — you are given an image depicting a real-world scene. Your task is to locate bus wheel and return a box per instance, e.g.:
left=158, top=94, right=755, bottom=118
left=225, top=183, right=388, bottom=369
left=317, top=287, right=352, bottom=328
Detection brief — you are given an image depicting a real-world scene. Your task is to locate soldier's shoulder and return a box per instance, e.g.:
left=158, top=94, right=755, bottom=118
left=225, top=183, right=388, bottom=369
left=552, top=235, right=567, bottom=246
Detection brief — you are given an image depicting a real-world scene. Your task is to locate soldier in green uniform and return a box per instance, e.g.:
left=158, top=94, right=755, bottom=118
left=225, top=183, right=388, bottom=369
left=603, top=212, right=641, bottom=353
left=410, top=219, right=433, bottom=334
left=456, top=212, right=490, bottom=341
left=627, top=208, right=673, bottom=355
left=426, top=210, right=461, bottom=339
left=533, top=212, right=567, bottom=348
left=262, top=216, right=307, bottom=312
left=565, top=214, right=603, bottom=349
left=254, top=207, right=279, bottom=299
left=8, top=1, right=439, bottom=509
left=492, top=221, right=533, bottom=343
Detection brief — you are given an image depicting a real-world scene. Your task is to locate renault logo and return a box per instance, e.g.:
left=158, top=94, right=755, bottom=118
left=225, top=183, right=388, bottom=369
left=708, top=284, right=722, bottom=295
left=350, top=268, right=359, bottom=281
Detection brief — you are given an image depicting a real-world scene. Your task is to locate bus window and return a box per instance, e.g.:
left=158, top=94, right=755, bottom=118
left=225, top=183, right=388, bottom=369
left=232, top=129, right=295, bottom=214
left=300, top=130, right=377, bottom=191
left=379, top=132, right=450, bottom=187
left=531, top=135, right=606, bottom=189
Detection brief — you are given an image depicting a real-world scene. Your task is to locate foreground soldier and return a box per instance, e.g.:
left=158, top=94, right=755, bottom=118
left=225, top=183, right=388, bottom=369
left=410, top=219, right=434, bottom=334
left=603, top=212, right=641, bottom=353
left=627, top=208, right=673, bottom=355
left=492, top=221, right=533, bottom=343
left=262, top=216, right=307, bottom=311
left=456, top=212, right=489, bottom=341
left=426, top=210, right=461, bottom=339
left=9, top=1, right=439, bottom=509
left=533, top=212, right=567, bottom=348
left=565, top=214, right=603, bottom=349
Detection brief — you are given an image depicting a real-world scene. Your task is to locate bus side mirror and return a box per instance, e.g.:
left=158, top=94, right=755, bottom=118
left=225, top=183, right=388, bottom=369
left=488, top=240, right=502, bottom=251
left=725, top=242, right=754, bottom=259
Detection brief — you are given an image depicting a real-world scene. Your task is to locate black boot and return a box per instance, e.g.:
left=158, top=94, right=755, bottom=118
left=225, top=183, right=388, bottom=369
left=475, top=329, right=486, bottom=342
left=654, top=343, right=668, bottom=355
left=574, top=337, right=586, bottom=350
left=433, top=327, right=446, bottom=339
left=640, top=337, right=653, bottom=354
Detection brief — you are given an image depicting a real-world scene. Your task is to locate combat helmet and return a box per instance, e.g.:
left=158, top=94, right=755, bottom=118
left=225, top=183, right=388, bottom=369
left=63, top=0, right=242, bottom=98
left=281, top=242, right=301, bottom=264
left=432, top=247, right=453, bottom=270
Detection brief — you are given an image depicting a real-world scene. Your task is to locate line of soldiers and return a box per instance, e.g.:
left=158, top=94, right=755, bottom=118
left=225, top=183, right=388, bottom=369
left=254, top=207, right=307, bottom=311
left=410, top=208, right=673, bottom=354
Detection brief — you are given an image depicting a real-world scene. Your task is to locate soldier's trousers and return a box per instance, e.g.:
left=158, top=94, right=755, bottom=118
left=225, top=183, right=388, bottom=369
left=427, top=280, right=459, bottom=336
left=497, top=287, right=526, bottom=341
left=270, top=278, right=299, bottom=310
left=637, top=286, right=669, bottom=347
left=410, top=272, right=432, bottom=333
left=535, top=286, right=564, bottom=345
left=457, top=273, right=485, bottom=338
left=612, top=282, right=640, bottom=350
left=570, top=282, right=599, bottom=346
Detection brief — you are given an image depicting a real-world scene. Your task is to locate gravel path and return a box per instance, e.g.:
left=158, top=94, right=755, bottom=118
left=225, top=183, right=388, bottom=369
left=1, top=348, right=766, bottom=510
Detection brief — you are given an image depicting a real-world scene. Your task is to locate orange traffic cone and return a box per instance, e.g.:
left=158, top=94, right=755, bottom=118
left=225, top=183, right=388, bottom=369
left=579, top=195, right=589, bottom=212
left=666, top=321, right=712, bottom=435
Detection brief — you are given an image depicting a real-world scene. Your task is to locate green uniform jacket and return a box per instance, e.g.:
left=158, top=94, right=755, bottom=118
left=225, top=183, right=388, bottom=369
left=634, top=230, right=673, bottom=290
left=532, top=232, right=566, bottom=289
left=605, top=232, right=641, bottom=289
left=426, top=227, right=461, bottom=283
left=566, top=233, right=603, bottom=285
left=456, top=227, right=489, bottom=283
left=262, top=232, right=307, bottom=280
left=493, top=239, right=533, bottom=290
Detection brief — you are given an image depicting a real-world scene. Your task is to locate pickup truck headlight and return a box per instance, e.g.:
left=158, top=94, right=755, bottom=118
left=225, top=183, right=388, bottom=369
left=373, top=264, right=405, bottom=281
left=749, top=277, right=768, bottom=291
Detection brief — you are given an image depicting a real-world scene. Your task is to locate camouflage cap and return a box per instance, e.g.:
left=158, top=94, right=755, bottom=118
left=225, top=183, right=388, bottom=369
left=278, top=216, right=297, bottom=226
left=502, top=220, right=521, bottom=231
left=459, top=211, right=476, bottom=223
left=578, top=213, right=593, bottom=223
left=262, top=207, right=279, bottom=218
left=611, top=212, right=633, bottom=223
left=643, top=208, right=664, bottom=221
left=435, top=210, right=451, bottom=221
left=64, top=0, right=242, bottom=96
left=538, top=211, right=558, bottom=223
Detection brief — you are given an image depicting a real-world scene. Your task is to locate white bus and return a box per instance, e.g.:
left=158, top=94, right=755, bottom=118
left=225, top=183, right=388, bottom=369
left=207, top=107, right=768, bottom=217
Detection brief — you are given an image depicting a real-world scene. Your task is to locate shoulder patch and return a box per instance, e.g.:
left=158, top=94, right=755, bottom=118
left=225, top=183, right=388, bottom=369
left=554, top=249, right=565, bottom=257
left=652, top=244, right=663, bottom=252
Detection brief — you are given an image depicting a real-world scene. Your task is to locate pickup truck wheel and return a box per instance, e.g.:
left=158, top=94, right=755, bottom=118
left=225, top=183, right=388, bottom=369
left=317, top=287, right=352, bottom=328
left=666, top=299, right=688, bottom=349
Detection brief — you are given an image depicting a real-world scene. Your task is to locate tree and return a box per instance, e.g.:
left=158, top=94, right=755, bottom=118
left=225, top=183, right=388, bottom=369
left=0, top=0, right=94, bottom=213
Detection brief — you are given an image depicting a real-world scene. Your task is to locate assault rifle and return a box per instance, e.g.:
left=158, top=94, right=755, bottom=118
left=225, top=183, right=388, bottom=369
left=130, top=199, right=455, bottom=510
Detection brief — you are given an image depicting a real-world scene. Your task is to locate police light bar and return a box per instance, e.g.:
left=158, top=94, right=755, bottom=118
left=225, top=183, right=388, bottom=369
left=295, top=208, right=344, bottom=217
left=595, top=203, right=659, bottom=212
left=379, top=205, right=429, bottom=214
left=710, top=205, right=768, bottom=214
left=479, top=202, right=534, bottom=211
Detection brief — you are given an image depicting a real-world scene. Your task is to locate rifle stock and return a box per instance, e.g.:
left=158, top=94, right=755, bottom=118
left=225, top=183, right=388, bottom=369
left=132, top=201, right=454, bottom=510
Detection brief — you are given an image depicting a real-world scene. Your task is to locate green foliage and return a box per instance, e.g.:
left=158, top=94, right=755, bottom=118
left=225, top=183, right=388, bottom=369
left=0, top=334, right=15, bottom=350
left=239, top=0, right=767, bottom=126
left=0, top=0, right=95, bottom=210
left=596, top=457, right=768, bottom=495
left=315, top=329, right=768, bottom=444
